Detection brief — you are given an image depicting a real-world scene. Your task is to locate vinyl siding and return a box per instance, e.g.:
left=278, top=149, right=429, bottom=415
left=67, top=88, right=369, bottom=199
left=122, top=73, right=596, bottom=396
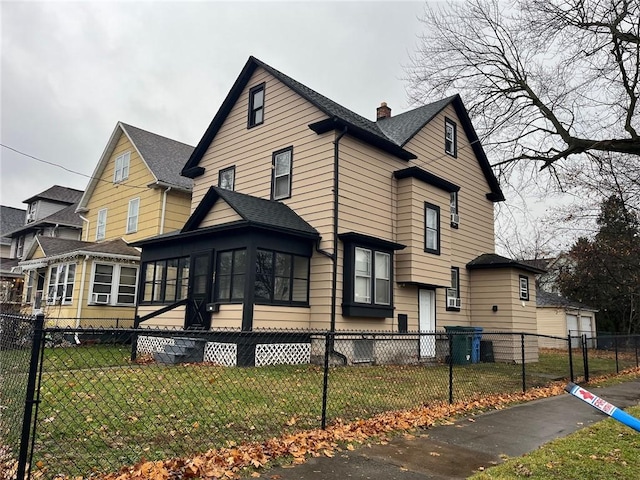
left=83, top=131, right=164, bottom=243
left=253, top=305, right=311, bottom=329
left=137, top=305, right=186, bottom=328
left=200, top=198, right=243, bottom=228
left=161, top=190, right=191, bottom=234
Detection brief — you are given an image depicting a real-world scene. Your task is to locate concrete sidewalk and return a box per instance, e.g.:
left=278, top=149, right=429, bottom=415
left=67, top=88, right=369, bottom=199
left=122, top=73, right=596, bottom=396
left=264, top=380, right=640, bottom=479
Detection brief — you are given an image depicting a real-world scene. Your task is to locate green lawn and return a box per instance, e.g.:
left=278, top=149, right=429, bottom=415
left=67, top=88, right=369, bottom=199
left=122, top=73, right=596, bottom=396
left=471, top=405, right=640, bottom=479
left=27, top=344, right=630, bottom=478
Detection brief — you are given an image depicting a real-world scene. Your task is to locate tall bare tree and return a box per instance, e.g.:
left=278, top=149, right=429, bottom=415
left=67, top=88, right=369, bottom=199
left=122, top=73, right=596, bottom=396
left=407, top=0, right=640, bottom=172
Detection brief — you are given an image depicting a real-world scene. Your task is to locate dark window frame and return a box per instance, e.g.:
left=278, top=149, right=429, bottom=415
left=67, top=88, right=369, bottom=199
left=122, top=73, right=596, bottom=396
left=215, top=249, right=247, bottom=303
left=519, top=275, right=530, bottom=301
left=342, top=242, right=395, bottom=318
left=247, top=83, right=265, bottom=128
left=450, top=191, right=459, bottom=228
left=254, top=249, right=310, bottom=306
left=424, top=202, right=441, bottom=255
left=446, top=266, right=461, bottom=311
left=218, top=165, right=236, bottom=191
left=271, top=146, right=293, bottom=201
left=445, top=117, right=457, bottom=157
left=140, top=257, right=190, bottom=305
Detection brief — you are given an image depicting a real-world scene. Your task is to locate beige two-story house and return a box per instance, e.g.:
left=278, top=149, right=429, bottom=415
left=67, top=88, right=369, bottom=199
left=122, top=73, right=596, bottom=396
left=134, top=56, right=542, bottom=364
left=18, top=123, right=193, bottom=324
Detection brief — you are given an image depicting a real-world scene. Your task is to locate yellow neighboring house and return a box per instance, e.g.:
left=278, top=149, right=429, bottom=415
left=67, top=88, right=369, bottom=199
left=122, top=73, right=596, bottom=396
left=19, top=122, right=193, bottom=326
left=134, top=57, right=544, bottom=365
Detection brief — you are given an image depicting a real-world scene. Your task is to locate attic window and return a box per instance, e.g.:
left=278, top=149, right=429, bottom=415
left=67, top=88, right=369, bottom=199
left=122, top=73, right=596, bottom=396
left=248, top=83, right=265, bottom=128
left=519, top=275, right=530, bottom=301
left=445, top=118, right=457, bottom=157
left=114, top=152, right=131, bottom=183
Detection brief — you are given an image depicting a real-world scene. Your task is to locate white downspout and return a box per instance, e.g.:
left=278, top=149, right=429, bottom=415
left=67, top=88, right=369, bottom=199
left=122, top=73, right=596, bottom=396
left=79, top=215, right=90, bottom=241
left=75, top=255, right=89, bottom=329
left=159, top=187, right=172, bottom=234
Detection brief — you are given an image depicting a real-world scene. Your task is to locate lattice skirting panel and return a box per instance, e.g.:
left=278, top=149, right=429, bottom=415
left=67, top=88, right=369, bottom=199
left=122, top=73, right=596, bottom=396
left=137, top=335, right=175, bottom=355
left=255, top=343, right=311, bottom=367
left=204, top=342, right=238, bottom=366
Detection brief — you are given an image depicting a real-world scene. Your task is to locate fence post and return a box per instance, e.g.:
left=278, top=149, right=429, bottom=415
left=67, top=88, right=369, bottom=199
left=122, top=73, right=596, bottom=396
left=130, top=315, right=140, bottom=362
left=17, top=313, right=45, bottom=480
left=582, top=334, right=589, bottom=383
left=521, top=333, right=526, bottom=392
left=321, top=333, right=331, bottom=429
left=568, top=334, right=574, bottom=383
left=448, top=333, right=453, bottom=404
left=636, top=336, right=639, bottom=368
left=614, top=335, right=619, bottom=374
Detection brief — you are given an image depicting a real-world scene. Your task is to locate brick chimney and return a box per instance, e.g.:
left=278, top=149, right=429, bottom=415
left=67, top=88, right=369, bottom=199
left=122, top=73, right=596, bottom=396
left=376, top=102, right=391, bottom=120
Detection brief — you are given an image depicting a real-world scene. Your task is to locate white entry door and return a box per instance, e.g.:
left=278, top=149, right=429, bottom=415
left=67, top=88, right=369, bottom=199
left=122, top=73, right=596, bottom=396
left=419, top=289, right=436, bottom=357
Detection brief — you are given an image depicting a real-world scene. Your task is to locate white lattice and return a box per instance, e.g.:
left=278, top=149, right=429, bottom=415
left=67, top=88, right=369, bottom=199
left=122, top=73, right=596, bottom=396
left=255, top=343, right=311, bottom=367
left=204, top=342, right=237, bottom=366
left=137, top=335, right=175, bottom=355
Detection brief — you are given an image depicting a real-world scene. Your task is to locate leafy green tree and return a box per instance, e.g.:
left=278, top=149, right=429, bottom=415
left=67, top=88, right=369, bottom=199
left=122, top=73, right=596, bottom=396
left=558, top=196, right=640, bottom=332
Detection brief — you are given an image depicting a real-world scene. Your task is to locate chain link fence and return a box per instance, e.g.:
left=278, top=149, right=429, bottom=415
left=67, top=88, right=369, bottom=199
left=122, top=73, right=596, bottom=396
left=4, top=317, right=639, bottom=479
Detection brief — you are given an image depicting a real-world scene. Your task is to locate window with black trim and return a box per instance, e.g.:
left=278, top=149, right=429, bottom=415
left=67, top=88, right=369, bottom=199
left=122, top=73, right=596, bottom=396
left=142, top=257, right=190, bottom=304
left=450, top=191, right=459, bottom=227
left=216, top=249, right=247, bottom=302
left=424, top=203, right=440, bottom=254
left=447, top=267, right=461, bottom=310
left=248, top=83, right=265, bottom=128
left=519, top=275, right=530, bottom=301
left=342, top=241, right=395, bottom=318
left=445, top=118, right=457, bottom=157
left=272, top=147, right=292, bottom=200
left=218, top=166, right=235, bottom=191
left=255, top=249, right=309, bottom=305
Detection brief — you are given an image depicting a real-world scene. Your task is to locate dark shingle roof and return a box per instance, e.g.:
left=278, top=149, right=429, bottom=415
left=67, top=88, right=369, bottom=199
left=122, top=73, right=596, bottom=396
left=23, top=185, right=84, bottom=205
left=4, top=203, right=82, bottom=237
left=377, top=96, right=456, bottom=146
left=1, top=206, right=27, bottom=245
left=182, top=187, right=318, bottom=238
left=121, top=123, right=194, bottom=190
left=467, top=253, right=547, bottom=274
left=537, top=290, right=598, bottom=311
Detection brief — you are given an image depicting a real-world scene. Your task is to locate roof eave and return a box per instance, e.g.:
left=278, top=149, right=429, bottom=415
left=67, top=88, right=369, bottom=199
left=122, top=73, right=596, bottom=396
left=309, top=118, right=417, bottom=161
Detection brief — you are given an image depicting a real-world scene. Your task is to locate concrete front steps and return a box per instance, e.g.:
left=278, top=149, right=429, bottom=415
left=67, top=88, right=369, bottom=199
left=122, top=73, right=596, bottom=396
left=153, top=337, right=206, bottom=364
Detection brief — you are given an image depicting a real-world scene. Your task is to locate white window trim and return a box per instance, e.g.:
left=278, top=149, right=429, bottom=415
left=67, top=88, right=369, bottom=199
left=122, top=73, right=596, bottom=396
left=126, top=198, right=140, bottom=234
left=45, top=263, right=76, bottom=305
left=88, top=262, right=139, bottom=306
left=113, top=151, right=131, bottom=183
left=96, top=208, right=107, bottom=240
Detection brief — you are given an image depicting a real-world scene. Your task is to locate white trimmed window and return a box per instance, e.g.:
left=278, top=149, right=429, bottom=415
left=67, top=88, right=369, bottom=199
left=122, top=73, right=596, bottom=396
left=46, top=263, right=76, bottom=305
left=90, top=263, right=138, bottom=306
left=447, top=267, right=461, bottom=310
left=126, top=198, right=140, bottom=234
left=96, top=208, right=107, bottom=240
left=113, top=152, right=131, bottom=183
left=354, top=247, right=372, bottom=303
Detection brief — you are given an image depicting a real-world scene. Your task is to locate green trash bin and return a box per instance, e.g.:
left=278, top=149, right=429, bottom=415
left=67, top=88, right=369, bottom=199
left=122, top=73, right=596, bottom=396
left=445, top=326, right=472, bottom=364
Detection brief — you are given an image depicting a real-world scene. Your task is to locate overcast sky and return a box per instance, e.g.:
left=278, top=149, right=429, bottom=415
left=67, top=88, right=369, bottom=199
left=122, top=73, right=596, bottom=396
left=1, top=0, right=431, bottom=209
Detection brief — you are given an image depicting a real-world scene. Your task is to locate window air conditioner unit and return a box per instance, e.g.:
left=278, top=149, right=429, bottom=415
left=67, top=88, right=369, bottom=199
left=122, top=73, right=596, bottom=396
left=27, top=212, right=35, bottom=222
left=450, top=213, right=460, bottom=225
left=447, top=297, right=461, bottom=309
left=92, top=293, right=110, bottom=304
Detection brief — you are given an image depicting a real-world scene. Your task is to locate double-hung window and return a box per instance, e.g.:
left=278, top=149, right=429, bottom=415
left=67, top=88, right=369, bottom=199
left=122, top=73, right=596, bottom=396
left=445, top=118, right=457, bottom=157
left=96, top=208, right=107, bottom=241
left=447, top=267, right=461, bottom=310
left=90, top=263, right=138, bottom=306
left=218, top=166, right=236, bottom=191
left=519, top=275, right=530, bottom=301
left=126, top=198, right=140, bottom=234
left=272, top=147, right=292, bottom=200
left=424, top=203, right=440, bottom=254
left=341, top=232, right=401, bottom=318
left=114, top=152, right=131, bottom=183
left=248, top=83, right=265, bottom=128
left=46, top=263, right=76, bottom=305
left=450, top=191, right=459, bottom=227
